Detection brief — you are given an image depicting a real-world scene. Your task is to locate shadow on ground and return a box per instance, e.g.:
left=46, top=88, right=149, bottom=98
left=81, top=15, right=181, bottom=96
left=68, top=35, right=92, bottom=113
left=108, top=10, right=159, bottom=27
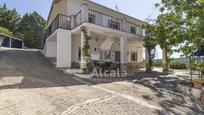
left=0, top=50, right=83, bottom=90
left=129, top=71, right=204, bottom=114
left=0, top=49, right=204, bottom=115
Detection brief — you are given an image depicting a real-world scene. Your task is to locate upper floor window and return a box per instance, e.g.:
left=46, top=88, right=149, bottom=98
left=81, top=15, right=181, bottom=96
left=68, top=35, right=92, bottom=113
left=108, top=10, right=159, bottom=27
left=88, top=14, right=95, bottom=23
left=136, top=27, right=143, bottom=36
left=108, top=20, right=120, bottom=30
left=130, top=26, right=136, bottom=34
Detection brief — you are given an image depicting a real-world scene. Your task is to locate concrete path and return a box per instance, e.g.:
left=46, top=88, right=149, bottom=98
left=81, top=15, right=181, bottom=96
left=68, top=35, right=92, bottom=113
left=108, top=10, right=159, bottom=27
left=0, top=48, right=203, bottom=115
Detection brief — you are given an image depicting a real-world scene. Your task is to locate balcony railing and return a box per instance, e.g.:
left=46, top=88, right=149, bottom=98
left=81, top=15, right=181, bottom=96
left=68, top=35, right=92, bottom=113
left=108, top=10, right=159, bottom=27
left=88, top=9, right=123, bottom=30
left=46, top=14, right=71, bottom=38
left=87, top=9, right=144, bottom=36
left=127, top=22, right=144, bottom=36
left=74, top=11, right=82, bottom=28
left=45, top=9, right=145, bottom=39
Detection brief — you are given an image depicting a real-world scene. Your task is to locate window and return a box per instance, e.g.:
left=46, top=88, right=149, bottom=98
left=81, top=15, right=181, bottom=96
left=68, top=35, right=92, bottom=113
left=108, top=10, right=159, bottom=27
left=108, top=20, right=120, bottom=30
left=99, top=49, right=109, bottom=60
left=78, top=47, right=81, bottom=60
left=136, top=27, right=143, bottom=35
left=131, top=52, right=137, bottom=61
left=130, top=26, right=136, bottom=34
left=88, top=14, right=95, bottom=23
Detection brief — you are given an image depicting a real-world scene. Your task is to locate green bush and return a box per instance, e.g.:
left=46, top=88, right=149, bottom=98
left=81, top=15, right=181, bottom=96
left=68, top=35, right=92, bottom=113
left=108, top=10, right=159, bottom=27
left=170, top=61, right=187, bottom=69
left=0, top=27, right=13, bottom=36
left=197, top=61, right=204, bottom=73
left=187, top=63, right=197, bottom=70
left=153, top=61, right=162, bottom=67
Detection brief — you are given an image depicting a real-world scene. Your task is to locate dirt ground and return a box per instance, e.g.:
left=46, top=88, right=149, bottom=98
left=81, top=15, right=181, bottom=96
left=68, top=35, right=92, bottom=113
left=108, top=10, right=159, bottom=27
left=0, top=48, right=204, bottom=115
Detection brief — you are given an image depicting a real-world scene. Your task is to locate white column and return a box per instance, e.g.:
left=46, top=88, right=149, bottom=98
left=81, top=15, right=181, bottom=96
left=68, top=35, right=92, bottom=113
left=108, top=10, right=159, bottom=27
left=56, top=29, right=72, bottom=68
left=122, top=17, right=127, bottom=31
left=81, top=3, right=89, bottom=23
left=120, top=37, right=128, bottom=64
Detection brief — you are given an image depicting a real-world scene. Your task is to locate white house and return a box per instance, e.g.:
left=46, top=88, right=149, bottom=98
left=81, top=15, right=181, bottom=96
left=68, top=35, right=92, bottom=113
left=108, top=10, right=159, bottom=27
left=43, top=0, right=146, bottom=70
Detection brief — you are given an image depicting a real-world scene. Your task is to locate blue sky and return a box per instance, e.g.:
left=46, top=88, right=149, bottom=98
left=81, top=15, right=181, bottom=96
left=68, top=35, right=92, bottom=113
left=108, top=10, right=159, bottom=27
left=0, top=0, right=181, bottom=59
left=0, top=0, right=160, bottom=20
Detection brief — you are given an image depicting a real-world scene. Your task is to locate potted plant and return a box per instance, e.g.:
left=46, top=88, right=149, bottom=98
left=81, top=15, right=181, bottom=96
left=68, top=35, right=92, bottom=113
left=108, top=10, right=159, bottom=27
left=193, top=79, right=204, bottom=89
left=200, top=92, right=204, bottom=104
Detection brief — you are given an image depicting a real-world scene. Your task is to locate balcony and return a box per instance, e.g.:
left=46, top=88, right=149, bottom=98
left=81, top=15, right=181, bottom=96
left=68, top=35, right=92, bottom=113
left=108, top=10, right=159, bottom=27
left=88, top=9, right=122, bottom=30
left=46, top=14, right=71, bottom=38
left=46, top=9, right=145, bottom=39
left=87, top=9, right=144, bottom=36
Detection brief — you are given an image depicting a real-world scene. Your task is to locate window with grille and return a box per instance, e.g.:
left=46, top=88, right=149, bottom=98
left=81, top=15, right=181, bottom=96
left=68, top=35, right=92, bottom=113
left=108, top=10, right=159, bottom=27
left=130, top=26, right=136, bottom=34
left=88, top=14, right=95, bottom=23
left=99, top=49, right=109, bottom=60
left=131, top=52, right=137, bottom=61
left=108, top=20, right=120, bottom=30
left=78, top=47, right=81, bottom=60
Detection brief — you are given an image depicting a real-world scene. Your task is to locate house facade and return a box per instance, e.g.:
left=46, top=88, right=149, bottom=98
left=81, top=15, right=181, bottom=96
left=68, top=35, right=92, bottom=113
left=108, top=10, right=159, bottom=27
left=43, top=0, right=146, bottom=70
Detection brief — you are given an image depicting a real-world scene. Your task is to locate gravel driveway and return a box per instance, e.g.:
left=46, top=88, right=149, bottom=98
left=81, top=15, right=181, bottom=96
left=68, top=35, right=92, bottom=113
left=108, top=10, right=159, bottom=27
left=0, top=48, right=203, bottom=115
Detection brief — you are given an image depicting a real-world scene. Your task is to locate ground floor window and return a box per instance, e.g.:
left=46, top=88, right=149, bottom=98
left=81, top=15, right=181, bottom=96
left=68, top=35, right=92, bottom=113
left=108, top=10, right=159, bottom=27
left=131, top=52, right=137, bottom=61
left=78, top=47, right=81, bottom=60
left=100, top=49, right=109, bottom=60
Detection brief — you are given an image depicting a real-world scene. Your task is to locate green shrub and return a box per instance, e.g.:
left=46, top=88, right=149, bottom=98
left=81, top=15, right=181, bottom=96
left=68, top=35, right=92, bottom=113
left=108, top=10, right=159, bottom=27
left=153, top=61, right=162, bottom=67
left=170, top=61, right=187, bottom=69
left=187, top=63, right=197, bottom=70
left=0, top=27, right=13, bottom=36
left=197, top=61, right=204, bottom=73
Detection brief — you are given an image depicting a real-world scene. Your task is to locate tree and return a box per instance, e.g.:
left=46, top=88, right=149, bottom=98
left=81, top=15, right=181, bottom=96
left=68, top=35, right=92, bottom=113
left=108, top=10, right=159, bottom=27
left=144, top=13, right=183, bottom=72
left=156, top=0, right=204, bottom=58
left=0, top=27, right=13, bottom=35
left=17, top=12, right=46, bottom=48
left=0, top=3, right=46, bottom=48
left=151, top=0, right=204, bottom=77
left=143, top=24, right=157, bottom=72
left=0, top=4, right=21, bottom=33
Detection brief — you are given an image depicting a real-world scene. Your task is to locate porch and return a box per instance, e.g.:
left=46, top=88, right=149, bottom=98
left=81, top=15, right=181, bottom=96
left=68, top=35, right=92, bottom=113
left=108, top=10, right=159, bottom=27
left=71, top=23, right=144, bottom=70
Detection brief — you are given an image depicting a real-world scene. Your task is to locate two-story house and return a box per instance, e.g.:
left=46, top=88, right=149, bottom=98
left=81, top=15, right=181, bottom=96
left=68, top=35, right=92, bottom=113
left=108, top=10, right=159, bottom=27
left=42, top=0, right=146, bottom=70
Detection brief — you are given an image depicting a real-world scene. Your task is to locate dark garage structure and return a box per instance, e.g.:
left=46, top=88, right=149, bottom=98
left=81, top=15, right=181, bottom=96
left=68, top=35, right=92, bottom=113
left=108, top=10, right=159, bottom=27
left=0, top=33, right=24, bottom=48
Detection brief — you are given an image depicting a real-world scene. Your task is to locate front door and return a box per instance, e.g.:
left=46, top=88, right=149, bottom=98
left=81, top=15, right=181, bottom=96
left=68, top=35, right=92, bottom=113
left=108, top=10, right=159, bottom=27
left=115, top=51, right=120, bottom=62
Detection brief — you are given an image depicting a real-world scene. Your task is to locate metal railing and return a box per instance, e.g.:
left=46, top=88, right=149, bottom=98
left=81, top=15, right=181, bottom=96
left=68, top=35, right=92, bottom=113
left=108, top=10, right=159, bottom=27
left=88, top=9, right=123, bottom=30
left=88, top=9, right=144, bottom=36
left=74, top=11, right=82, bottom=28
left=45, top=10, right=145, bottom=39
left=46, top=14, right=71, bottom=38
left=127, top=22, right=144, bottom=36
